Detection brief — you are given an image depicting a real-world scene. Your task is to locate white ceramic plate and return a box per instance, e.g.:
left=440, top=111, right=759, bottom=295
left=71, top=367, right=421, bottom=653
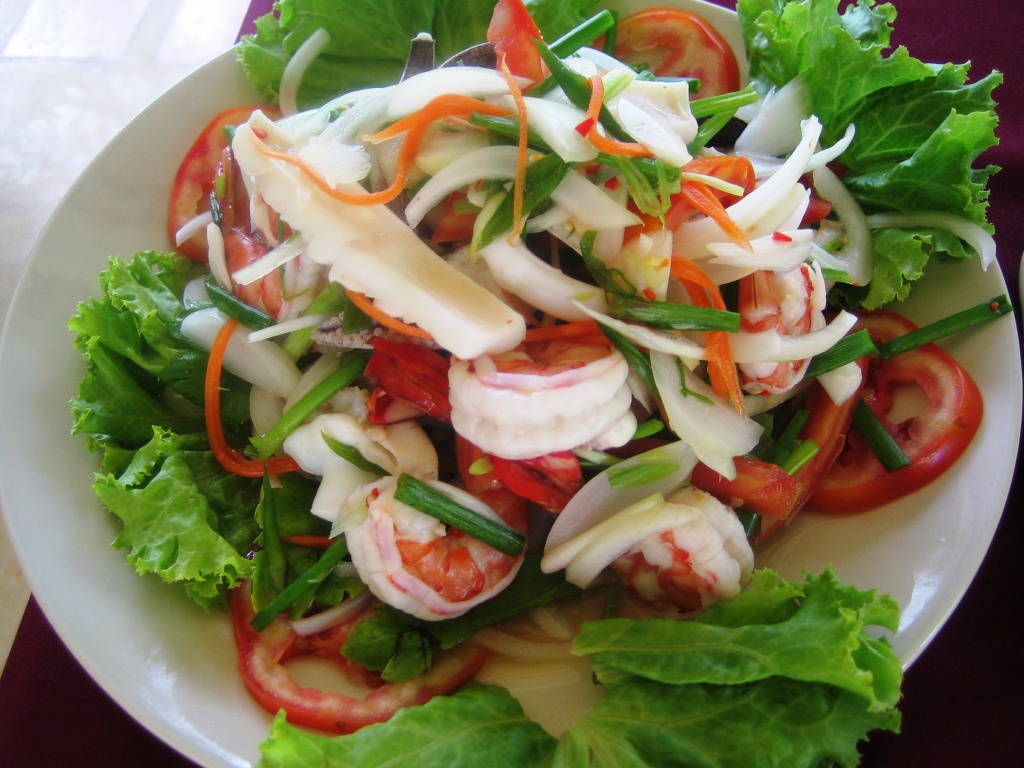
left=0, top=1, right=1019, bottom=766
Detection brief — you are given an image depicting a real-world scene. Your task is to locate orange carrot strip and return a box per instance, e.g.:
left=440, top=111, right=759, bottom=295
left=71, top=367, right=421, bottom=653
left=679, top=182, right=750, bottom=250
left=346, top=290, right=433, bottom=340
left=669, top=255, right=745, bottom=414
left=498, top=54, right=529, bottom=242
left=205, top=318, right=301, bottom=477
left=584, top=75, right=653, bottom=158
left=524, top=320, right=603, bottom=342
left=251, top=95, right=510, bottom=208
left=282, top=534, right=334, bottom=549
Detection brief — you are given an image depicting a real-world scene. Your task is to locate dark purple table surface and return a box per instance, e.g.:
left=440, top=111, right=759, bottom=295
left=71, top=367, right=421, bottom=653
left=2, top=1, right=1021, bottom=765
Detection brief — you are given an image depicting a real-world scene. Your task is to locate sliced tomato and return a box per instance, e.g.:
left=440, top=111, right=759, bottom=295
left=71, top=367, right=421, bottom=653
left=487, top=0, right=545, bottom=83
left=430, top=192, right=478, bottom=244
left=614, top=8, right=741, bottom=98
left=691, top=358, right=867, bottom=538
left=168, top=104, right=278, bottom=262
left=808, top=311, right=983, bottom=514
left=364, top=337, right=452, bottom=422
left=230, top=582, right=487, bottom=734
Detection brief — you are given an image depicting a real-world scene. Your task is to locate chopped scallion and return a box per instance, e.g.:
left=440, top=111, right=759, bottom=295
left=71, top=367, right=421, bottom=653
left=250, top=350, right=370, bottom=458
left=393, top=474, right=526, bottom=557
left=851, top=400, right=910, bottom=471
left=607, top=462, right=679, bottom=488
left=249, top=536, right=350, bottom=632
left=779, top=439, right=820, bottom=475
left=204, top=275, right=275, bottom=330
left=608, top=295, right=740, bottom=332
left=322, top=432, right=388, bottom=476
left=877, top=294, right=1012, bottom=359
left=805, top=329, right=878, bottom=378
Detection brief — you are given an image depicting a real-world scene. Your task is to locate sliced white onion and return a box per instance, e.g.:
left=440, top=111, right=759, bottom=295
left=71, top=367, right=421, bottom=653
left=817, top=360, right=863, bottom=406
left=675, top=117, right=823, bottom=258
left=866, top=210, right=996, bottom=270
left=735, top=78, right=812, bottom=158
left=280, top=28, right=331, bottom=118
left=806, top=123, right=855, bottom=172
left=290, top=589, right=375, bottom=636
left=182, top=276, right=209, bottom=309
left=295, top=138, right=372, bottom=188
left=232, top=235, right=306, bottom=287
left=477, top=236, right=608, bottom=322
left=546, top=171, right=641, bottom=231
left=812, top=164, right=874, bottom=286
left=414, top=129, right=492, bottom=177
left=246, top=313, right=332, bottom=343
left=614, top=96, right=693, bottom=167
left=499, top=95, right=596, bottom=163
left=180, top=307, right=302, bottom=398
left=544, top=439, right=699, bottom=553
left=249, top=385, right=284, bottom=438
left=206, top=222, right=231, bottom=291
left=650, top=350, right=763, bottom=479
left=707, top=229, right=814, bottom=273
left=319, top=87, right=393, bottom=145
left=385, top=67, right=512, bottom=121
left=175, top=211, right=213, bottom=247
left=405, top=145, right=519, bottom=228
left=729, top=309, right=858, bottom=363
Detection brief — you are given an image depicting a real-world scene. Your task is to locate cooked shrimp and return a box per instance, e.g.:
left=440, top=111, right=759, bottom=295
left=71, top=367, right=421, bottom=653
left=345, top=475, right=528, bottom=621
left=541, top=485, right=753, bottom=615
left=736, top=262, right=826, bottom=395
left=448, top=337, right=637, bottom=461
left=610, top=486, right=753, bottom=614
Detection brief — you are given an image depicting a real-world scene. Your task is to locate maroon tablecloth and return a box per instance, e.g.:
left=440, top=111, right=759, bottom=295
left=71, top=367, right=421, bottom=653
left=2, top=1, right=1021, bottom=765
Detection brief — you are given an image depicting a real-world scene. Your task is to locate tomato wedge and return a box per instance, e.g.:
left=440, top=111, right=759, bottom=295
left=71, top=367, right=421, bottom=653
left=487, top=0, right=545, bottom=83
left=230, top=582, right=487, bottom=734
left=691, top=358, right=867, bottom=538
left=808, top=311, right=983, bottom=514
left=613, top=8, right=741, bottom=98
left=167, top=104, right=278, bottom=261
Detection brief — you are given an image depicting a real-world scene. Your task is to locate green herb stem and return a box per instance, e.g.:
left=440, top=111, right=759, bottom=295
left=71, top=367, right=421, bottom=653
left=204, top=275, right=275, bottom=331
left=322, top=432, right=388, bottom=476
left=851, top=400, right=910, bottom=471
left=250, top=351, right=369, bottom=458
left=279, top=282, right=351, bottom=360
left=608, top=295, right=740, bottom=332
left=393, top=474, right=526, bottom=557
left=805, top=329, right=878, bottom=378
left=877, top=294, right=1012, bottom=359
left=476, top=152, right=571, bottom=248
left=689, top=86, right=759, bottom=119
left=249, top=536, right=350, bottom=632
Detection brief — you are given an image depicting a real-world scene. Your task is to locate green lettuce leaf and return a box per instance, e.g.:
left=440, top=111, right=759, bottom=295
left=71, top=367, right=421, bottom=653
left=553, top=675, right=899, bottom=768
left=92, top=428, right=258, bottom=607
left=256, top=685, right=558, bottom=768
left=574, top=568, right=901, bottom=712
left=71, top=250, right=263, bottom=607
left=737, top=0, right=1000, bottom=307
left=237, top=0, right=599, bottom=110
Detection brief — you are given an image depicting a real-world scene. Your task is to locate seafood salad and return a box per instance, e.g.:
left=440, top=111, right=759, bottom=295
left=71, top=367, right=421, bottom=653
left=69, top=0, right=1008, bottom=763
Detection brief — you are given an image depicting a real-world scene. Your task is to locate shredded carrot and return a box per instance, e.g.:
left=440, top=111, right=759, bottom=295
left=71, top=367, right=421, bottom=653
left=498, top=54, right=529, bottom=242
left=524, top=320, right=604, bottom=342
left=584, top=75, right=653, bottom=158
left=282, top=534, right=334, bottom=549
left=250, top=94, right=510, bottom=208
left=669, top=255, right=745, bottom=415
left=679, top=182, right=750, bottom=250
left=205, top=318, right=301, bottom=477
left=346, top=290, right=434, bottom=340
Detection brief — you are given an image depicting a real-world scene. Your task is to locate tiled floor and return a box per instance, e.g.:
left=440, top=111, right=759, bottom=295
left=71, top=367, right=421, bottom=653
left=0, top=0, right=252, bottom=672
